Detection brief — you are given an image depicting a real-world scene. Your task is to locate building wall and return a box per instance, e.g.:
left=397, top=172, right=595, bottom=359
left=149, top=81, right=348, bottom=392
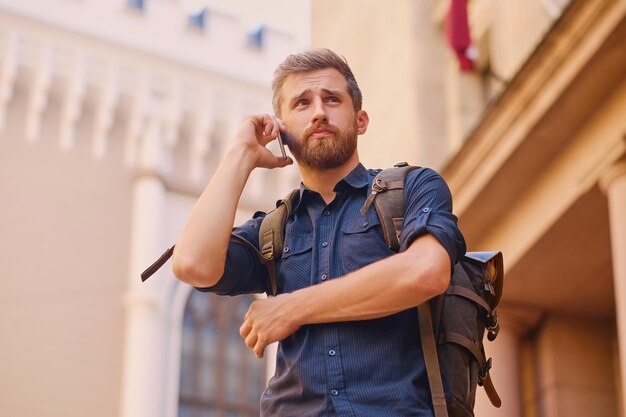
left=311, top=1, right=626, bottom=417
left=0, top=1, right=308, bottom=416
left=1, top=85, right=131, bottom=417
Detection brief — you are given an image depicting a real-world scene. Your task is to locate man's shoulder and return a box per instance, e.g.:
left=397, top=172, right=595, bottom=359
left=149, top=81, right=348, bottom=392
left=369, top=165, right=444, bottom=184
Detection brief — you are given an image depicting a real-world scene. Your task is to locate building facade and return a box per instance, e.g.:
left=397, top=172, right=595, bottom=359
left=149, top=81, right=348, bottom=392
left=312, top=0, right=626, bottom=416
left=0, top=1, right=308, bottom=417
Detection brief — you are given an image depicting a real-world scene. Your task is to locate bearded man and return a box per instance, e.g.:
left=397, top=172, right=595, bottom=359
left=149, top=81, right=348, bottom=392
left=172, top=48, right=465, bottom=417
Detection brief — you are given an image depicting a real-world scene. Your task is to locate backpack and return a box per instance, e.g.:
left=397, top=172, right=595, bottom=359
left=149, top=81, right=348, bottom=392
left=257, top=163, right=504, bottom=417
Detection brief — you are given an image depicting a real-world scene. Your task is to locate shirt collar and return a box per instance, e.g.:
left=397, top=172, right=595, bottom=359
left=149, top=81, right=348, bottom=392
left=293, top=163, right=369, bottom=212
left=337, top=163, right=369, bottom=190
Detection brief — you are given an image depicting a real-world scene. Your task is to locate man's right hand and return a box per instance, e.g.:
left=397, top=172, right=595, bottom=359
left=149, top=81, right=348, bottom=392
left=172, top=114, right=292, bottom=288
left=235, top=114, right=293, bottom=169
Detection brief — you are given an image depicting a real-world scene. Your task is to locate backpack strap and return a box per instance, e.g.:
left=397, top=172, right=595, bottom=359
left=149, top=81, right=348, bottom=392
left=141, top=245, right=175, bottom=282
left=418, top=303, right=449, bottom=417
left=258, top=189, right=299, bottom=296
left=360, top=162, right=420, bottom=250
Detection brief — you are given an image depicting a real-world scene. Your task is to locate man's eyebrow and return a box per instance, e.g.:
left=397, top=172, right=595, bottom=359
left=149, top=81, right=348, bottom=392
left=321, top=88, right=344, bottom=96
left=289, top=89, right=312, bottom=105
left=288, top=88, right=346, bottom=106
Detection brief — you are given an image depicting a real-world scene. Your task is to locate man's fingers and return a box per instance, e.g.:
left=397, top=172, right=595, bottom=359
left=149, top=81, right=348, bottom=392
left=245, top=331, right=259, bottom=350
left=253, top=338, right=266, bottom=358
left=239, top=320, right=251, bottom=338
left=275, top=156, right=293, bottom=167
left=241, top=320, right=267, bottom=358
left=261, top=115, right=285, bottom=140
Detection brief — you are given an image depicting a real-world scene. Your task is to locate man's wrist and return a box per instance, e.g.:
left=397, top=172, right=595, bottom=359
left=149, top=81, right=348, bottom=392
left=225, top=143, right=257, bottom=173
left=284, top=288, right=313, bottom=327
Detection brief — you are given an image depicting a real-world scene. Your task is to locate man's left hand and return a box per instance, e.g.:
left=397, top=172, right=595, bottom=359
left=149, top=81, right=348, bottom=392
left=239, top=294, right=301, bottom=358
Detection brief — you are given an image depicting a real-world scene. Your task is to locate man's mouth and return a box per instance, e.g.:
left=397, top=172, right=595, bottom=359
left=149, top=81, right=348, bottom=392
left=307, top=127, right=335, bottom=139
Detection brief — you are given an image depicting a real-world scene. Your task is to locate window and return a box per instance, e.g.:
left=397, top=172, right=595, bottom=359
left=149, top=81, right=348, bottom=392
left=126, top=0, right=145, bottom=11
left=179, top=290, right=267, bottom=417
left=188, top=7, right=208, bottom=30
left=247, top=25, right=265, bottom=49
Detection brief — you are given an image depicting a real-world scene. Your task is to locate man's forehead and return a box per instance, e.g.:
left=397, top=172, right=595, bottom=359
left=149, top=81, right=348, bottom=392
left=282, top=68, right=349, bottom=96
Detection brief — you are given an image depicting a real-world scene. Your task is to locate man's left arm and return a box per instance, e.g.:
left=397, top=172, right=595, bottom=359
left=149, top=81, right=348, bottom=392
left=240, top=233, right=450, bottom=358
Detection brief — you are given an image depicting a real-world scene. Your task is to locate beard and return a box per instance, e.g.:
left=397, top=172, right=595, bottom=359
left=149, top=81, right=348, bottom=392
left=285, top=119, right=358, bottom=171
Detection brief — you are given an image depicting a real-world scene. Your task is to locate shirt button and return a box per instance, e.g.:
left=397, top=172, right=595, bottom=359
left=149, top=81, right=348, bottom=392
left=422, top=207, right=430, bottom=213
left=284, top=247, right=290, bottom=253
left=321, top=274, right=328, bottom=281
left=331, top=389, right=339, bottom=396
left=323, top=210, right=330, bottom=216
left=322, top=241, right=329, bottom=247
left=328, top=349, right=336, bottom=356
left=362, top=221, right=369, bottom=227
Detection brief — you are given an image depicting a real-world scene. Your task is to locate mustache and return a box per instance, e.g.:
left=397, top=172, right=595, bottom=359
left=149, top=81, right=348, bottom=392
left=303, top=122, right=337, bottom=139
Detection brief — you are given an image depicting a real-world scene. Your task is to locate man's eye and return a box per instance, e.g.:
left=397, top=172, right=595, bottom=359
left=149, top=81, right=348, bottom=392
left=295, top=99, right=309, bottom=107
left=326, top=96, right=339, bottom=103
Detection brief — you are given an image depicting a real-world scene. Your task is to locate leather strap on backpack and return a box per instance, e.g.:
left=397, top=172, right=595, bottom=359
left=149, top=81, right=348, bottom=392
left=141, top=245, right=175, bottom=282
left=360, top=162, right=419, bottom=250
left=418, top=303, right=449, bottom=417
left=258, top=189, right=299, bottom=296
left=140, top=234, right=264, bottom=283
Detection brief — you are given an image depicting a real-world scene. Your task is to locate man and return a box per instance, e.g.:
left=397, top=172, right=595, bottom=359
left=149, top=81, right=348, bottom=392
left=172, top=48, right=466, bottom=417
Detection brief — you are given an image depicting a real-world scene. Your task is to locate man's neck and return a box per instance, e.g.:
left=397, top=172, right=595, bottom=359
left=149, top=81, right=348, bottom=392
left=299, top=156, right=360, bottom=204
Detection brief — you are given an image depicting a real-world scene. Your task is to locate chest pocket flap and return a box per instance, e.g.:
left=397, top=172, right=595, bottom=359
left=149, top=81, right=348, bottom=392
left=282, top=231, right=313, bottom=259
left=340, top=211, right=382, bottom=235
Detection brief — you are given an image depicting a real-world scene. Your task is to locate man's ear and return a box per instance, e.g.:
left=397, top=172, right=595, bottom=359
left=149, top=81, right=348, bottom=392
left=356, top=110, right=369, bottom=135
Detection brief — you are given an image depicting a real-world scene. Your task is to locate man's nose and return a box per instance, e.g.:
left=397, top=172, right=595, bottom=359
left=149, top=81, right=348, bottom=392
left=311, top=98, right=328, bottom=125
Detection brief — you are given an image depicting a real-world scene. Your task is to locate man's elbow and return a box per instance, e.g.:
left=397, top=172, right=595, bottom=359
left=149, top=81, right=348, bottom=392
left=172, top=254, right=223, bottom=288
left=412, top=255, right=451, bottom=299
left=402, top=234, right=452, bottom=300
left=427, top=263, right=451, bottom=297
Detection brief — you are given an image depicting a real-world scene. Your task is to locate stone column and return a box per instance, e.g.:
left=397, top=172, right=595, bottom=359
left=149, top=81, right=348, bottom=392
left=120, top=110, right=170, bottom=417
left=601, top=161, right=626, bottom=415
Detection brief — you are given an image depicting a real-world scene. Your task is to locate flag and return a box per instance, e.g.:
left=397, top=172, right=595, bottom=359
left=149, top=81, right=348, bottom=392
left=446, top=0, right=476, bottom=71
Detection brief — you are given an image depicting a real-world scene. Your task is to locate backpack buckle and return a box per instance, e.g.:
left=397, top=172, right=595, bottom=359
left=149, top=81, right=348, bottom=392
left=361, top=179, right=388, bottom=215
left=486, top=311, right=500, bottom=341
left=478, top=357, right=493, bottom=386
left=261, top=241, right=274, bottom=261
left=372, top=178, right=388, bottom=193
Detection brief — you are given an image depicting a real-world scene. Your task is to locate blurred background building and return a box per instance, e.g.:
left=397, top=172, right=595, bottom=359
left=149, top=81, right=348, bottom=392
left=2, top=0, right=626, bottom=417
left=0, top=1, right=308, bottom=416
left=312, top=0, right=626, bottom=416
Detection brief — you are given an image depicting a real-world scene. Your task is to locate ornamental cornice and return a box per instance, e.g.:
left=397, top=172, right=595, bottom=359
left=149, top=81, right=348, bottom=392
left=441, top=0, right=626, bottom=221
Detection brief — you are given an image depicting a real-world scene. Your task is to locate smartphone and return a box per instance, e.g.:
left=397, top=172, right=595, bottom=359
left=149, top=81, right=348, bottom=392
left=277, top=131, right=287, bottom=159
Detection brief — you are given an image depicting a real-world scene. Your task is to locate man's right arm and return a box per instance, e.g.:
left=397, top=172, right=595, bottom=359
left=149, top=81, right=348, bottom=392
left=172, top=114, right=292, bottom=288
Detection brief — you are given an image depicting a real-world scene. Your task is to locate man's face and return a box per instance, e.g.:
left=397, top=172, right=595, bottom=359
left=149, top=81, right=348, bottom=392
left=278, top=68, right=368, bottom=171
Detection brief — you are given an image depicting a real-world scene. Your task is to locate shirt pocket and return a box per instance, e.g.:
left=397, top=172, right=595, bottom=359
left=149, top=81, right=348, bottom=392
left=340, top=212, right=394, bottom=273
left=277, top=231, right=313, bottom=292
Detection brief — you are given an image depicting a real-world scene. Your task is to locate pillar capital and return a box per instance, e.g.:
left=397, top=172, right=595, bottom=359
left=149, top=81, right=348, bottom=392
left=599, top=159, right=626, bottom=195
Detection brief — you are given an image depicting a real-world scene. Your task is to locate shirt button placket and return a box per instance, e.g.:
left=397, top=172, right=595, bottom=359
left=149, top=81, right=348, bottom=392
left=319, top=205, right=343, bottom=405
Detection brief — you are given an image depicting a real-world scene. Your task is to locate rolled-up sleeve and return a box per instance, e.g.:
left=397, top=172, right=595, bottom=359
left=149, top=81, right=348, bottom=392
left=399, top=168, right=466, bottom=265
left=195, top=214, right=270, bottom=295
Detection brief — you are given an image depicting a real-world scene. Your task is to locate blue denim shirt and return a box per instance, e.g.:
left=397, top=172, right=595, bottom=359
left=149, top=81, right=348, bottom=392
left=199, top=164, right=466, bottom=417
